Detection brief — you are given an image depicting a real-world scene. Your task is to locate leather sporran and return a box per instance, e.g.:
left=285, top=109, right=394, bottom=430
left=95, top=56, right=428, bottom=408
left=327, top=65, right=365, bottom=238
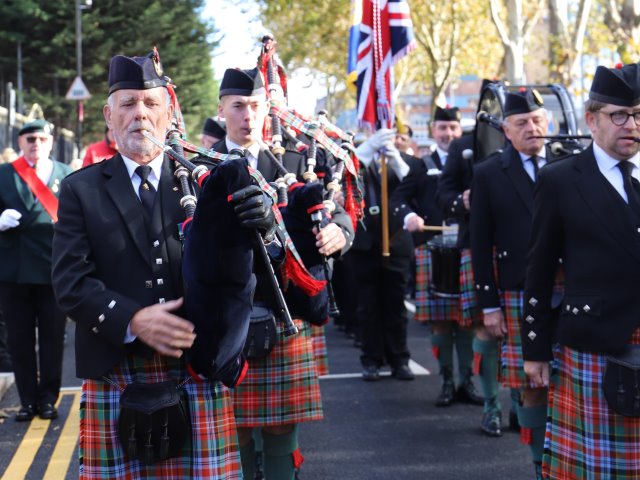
left=603, top=346, right=640, bottom=417
left=243, top=302, right=278, bottom=360
left=117, top=380, right=190, bottom=464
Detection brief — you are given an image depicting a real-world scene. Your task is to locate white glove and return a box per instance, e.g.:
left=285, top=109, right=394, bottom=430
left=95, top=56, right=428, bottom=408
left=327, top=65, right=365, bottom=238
left=355, top=128, right=396, bottom=166
left=382, top=141, right=410, bottom=180
left=0, top=209, right=22, bottom=231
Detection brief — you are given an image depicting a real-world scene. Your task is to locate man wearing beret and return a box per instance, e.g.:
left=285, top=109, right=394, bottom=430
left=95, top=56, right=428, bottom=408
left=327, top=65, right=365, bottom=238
left=523, top=63, right=640, bottom=479
left=51, top=52, right=268, bottom=478
left=0, top=119, right=71, bottom=422
left=391, top=106, right=483, bottom=408
left=200, top=117, right=226, bottom=150
left=213, top=66, right=353, bottom=479
left=470, top=89, right=562, bottom=478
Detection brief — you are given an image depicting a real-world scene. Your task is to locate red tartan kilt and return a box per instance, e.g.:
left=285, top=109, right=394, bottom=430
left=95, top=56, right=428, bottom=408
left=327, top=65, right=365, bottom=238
left=500, top=290, right=529, bottom=389
left=310, top=324, right=329, bottom=376
left=79, top=354, right=241, bottom=480
left=544, top=329, right=640, bottom=479
left=232, top=319, right=323, bottom=427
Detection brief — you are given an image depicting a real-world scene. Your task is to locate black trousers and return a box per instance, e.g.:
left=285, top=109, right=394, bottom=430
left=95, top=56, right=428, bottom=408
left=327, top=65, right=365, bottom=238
left=352, top=251, right=411, bottom=369
left=0, top=283, right=65, bottom=407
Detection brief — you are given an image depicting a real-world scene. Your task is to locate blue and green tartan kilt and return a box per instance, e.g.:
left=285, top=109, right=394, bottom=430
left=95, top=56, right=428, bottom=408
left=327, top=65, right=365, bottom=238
left=232, top=319, right=323, bottom=427
left=415, top=245, right=481, bottom=328
left=543, top=329, right=640, bottom=480
left=310, top=324, right=329, bottom=376
left=79, top=353, right=241, bottom=480
left=499, top=290, right=529, bottom=389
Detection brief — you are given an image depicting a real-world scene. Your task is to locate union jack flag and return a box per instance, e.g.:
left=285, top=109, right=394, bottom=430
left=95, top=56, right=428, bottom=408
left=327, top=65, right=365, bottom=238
left=356, top=0, right=416, bottom=130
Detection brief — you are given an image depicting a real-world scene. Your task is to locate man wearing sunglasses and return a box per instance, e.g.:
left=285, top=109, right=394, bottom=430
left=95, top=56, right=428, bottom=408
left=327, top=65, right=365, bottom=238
left=0, top=119, right=71, bottom=422
left=523, top=62, right=640, bottom=479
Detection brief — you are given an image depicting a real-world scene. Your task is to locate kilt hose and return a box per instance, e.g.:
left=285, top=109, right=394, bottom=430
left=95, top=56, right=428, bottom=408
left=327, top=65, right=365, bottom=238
left=543, top=329, right=640, bottom=480
left=415, top=245, right=481, bottom=327
left=79, top=353, right=241, bottom=480
left=310, top=324, right=329, bottom=376
left=233, top=319, right=323, bottom=427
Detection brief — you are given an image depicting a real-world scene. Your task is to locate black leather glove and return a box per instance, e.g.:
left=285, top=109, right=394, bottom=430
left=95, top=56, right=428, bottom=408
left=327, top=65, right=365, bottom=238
left=229, top=185, right=277, bottom=242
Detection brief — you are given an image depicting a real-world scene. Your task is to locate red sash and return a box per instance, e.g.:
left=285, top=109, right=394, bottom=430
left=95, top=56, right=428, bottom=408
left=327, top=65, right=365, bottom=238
left=12, top=156, right=59, bottom=223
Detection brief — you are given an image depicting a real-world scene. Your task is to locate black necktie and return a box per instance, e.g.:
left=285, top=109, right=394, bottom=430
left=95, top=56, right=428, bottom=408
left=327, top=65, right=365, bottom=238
left=135, top=165, right=156, bottom=222
left=617, top=161, right=640, bottom=216
left=529, top=155, right=539, bottom=182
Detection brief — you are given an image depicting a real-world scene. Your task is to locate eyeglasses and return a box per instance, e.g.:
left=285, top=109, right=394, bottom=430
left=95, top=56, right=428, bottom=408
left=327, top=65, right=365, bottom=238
left=600, top=110, right=640, bottom=127
left=25, top=136, right=50, bottom=144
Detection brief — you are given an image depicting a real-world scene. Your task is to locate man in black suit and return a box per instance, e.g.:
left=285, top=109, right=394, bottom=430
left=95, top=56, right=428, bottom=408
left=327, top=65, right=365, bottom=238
left=51, top=52, right=270, bottom=478
left=523, top=63, right=640, bottom=479
left=471, top=89, right=557, bottom=477
left=352, top=128, right=418, bottom=381
left=392, top=107, right=483, bottom=407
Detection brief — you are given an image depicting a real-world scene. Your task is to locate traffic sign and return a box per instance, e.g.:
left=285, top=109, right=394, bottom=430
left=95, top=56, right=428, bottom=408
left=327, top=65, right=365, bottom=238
left=65, top=76, right=91, bottom=100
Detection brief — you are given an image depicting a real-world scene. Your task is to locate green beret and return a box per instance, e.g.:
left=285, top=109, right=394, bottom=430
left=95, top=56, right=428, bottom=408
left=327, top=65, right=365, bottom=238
left=19, top=119, right=52, bottom=136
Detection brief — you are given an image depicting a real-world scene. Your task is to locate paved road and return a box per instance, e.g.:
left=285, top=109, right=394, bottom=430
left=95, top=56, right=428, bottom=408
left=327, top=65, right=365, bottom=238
left=0, top=314, right=534, bottom=479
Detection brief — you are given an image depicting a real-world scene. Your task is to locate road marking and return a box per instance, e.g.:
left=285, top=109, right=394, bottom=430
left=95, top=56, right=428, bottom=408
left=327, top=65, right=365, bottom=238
left=320, top=359, right=430, bottom=380
left=1, top=400, right=60, bottom=480
left=43, top=392, right=81, bottom=479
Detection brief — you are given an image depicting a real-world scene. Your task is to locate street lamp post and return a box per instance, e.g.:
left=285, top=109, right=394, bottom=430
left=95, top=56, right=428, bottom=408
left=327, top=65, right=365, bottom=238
left=75, top=0, right=83, bottom=155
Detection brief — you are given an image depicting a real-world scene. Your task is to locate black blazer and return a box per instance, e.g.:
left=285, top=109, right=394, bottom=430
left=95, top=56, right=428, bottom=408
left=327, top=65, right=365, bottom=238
left=523, top=146, right=640, bottom=360
left=352, top=153, right=421, bottom=257
left=470, top=144, right=555, bottom=308
left=52, top=154, right=186, bottom=379
left=390, top=153, right=443, bottom=246
left=435, top=134, right=475, bottom=248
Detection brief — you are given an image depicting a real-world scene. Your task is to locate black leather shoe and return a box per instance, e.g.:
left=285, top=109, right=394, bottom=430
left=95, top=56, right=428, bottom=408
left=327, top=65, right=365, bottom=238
left=480, top=410, right=502, bottom=437
left=362, top=365, right=380, bottom=381
left=456, top=379, right=484, bottom=406
left=508, top=407, right=520, bottom=432
left=38, top=403, right=58, bottom=420
left=15, top=405, right=36, bottom=422
left=392, top=364, right=415, bottom=381
left=435, top=381, right=455, bottom=407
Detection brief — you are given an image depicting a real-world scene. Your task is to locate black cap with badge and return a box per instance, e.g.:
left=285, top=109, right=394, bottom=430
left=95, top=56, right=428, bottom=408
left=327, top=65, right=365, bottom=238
left=108, top=50, right=169, bottom=95
left=589, top=63, right=640, bottom=107
left=504, top=88, right=544, bottom=117
left=202, top=118, right=226, bottom=139
left=433, top=106, right=461, bottom=122
left=219, top=68, right=266, bottom=98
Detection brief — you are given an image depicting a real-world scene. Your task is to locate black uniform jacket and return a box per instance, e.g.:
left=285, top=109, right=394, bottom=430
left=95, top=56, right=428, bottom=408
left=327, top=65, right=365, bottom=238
left=523, top=145, right=640, bottom=360
left=353, top=152, right=421, bottom=257
left=435, top=134, right=475, bottom=249
left=390, top=152, right=444, bottom=246
left=470, top=143, right=556, bottom=309
left=52, top=154, right=185, bottom=379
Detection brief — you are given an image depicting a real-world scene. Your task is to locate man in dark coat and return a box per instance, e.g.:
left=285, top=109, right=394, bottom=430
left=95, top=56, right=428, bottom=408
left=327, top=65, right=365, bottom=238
left=392, top=107, right=482, bottom=408
left=471, top=89, right=557, bottom=477
left=0, top=119, right=72, bottom=421
left=523, top=63, right=640, bottom=480
left=51, top=52, right=269, bottom=479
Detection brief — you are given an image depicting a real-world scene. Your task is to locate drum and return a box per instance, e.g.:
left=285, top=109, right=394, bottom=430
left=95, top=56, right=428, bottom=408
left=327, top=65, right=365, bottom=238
left=427, top=234, right=461, bottom=298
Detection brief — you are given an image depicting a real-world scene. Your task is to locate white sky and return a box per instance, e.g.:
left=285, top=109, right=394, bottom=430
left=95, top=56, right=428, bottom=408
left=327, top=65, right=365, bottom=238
left=202, top=0, right=323, bottom=116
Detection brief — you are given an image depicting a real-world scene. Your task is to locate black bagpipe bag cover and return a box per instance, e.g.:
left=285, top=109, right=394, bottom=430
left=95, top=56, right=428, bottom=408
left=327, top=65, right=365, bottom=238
left=182, top=159, right=256, bottom=387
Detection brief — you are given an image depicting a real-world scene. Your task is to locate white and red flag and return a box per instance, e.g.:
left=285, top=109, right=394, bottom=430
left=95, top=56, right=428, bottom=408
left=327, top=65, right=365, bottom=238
left=355, top=0, right=416, bottom=130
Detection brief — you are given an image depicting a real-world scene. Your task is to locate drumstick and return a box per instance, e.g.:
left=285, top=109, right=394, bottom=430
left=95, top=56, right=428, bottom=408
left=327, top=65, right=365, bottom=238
left=421, top=225, right=458, bottom=232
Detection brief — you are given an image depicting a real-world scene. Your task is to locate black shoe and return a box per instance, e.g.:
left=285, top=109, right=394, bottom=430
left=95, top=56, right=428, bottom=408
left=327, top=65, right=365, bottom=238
left=392, top=364, right=415, bottom=381
left=435, top=381, right=455, bottom=407
left=38, top=403, right=58, bottom=420
left=480, top=410, right=502, bottom=437
left=508, top=407, right=520, bottom=432
left=456, top=379, right=484, bottom=406
left=15, top=405, right=36, bottom=422
left=362, top=365, right=380, bottom=381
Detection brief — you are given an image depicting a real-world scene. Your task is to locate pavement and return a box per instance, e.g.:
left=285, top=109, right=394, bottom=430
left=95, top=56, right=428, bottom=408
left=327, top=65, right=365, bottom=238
left=0, top=311, right=537, bottom=479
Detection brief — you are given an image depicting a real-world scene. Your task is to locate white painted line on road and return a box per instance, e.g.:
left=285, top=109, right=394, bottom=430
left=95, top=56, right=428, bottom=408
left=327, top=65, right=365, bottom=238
left=320, top=359, right=430, bottom=380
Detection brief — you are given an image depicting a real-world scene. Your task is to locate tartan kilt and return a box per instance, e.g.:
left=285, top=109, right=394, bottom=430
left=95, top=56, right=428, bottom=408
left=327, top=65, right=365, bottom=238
left=232, top=318, right=323, bottom=427
left=415, top=245, right=481, bottom=328
left=79, top=353, right=241, bottom=480
left=543, top=329, right=640, bottom=480
left=310, top=324, right=329, bottom=376
left=499, top=290, right=528, bottom=389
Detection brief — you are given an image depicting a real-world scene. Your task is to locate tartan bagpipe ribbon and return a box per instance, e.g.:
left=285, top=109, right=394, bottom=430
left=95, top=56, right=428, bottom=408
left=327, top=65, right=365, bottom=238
left=247, top=166, right=326, bottom=296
